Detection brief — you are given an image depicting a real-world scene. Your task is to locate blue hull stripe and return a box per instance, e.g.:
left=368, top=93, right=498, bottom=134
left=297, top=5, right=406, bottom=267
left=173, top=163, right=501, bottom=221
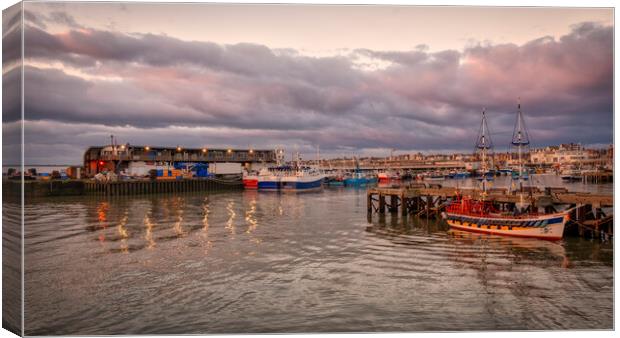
left=258, top=181, right=280, bottom=190
left=259, top=179, right=324, bottom=190
left=281, top=179, right=323, bottom=190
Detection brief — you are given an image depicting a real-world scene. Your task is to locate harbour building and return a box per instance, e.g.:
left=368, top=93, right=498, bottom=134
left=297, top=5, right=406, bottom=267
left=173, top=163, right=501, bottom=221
left=83, top=144, right=276, bottom=177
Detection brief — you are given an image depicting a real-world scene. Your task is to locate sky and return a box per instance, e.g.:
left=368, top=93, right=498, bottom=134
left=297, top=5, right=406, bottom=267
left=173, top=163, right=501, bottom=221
left=2, top=2, right=614, bottom=164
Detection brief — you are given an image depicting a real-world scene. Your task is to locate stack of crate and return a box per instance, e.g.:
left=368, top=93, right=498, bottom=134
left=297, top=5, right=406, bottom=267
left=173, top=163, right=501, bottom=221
left=156, top=168, right=174, bottom=180
left=171, top=169, right=183, bottom=180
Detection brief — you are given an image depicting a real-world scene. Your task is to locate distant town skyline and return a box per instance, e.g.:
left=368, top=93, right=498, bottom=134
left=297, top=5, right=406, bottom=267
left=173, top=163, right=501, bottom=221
left=3, top=3, right=614, bottom=164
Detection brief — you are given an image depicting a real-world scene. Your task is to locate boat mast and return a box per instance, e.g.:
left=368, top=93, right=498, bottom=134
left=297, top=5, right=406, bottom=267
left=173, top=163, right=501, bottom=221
left=476, top=108, right=493, bottom=197
left=511, top=100, right=530, bottom=192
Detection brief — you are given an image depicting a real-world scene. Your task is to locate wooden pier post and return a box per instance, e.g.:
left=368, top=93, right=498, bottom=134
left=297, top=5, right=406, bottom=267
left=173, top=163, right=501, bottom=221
left=379, top=193, right=386, bottom=214
left=390, top=195, right=398, bottom=214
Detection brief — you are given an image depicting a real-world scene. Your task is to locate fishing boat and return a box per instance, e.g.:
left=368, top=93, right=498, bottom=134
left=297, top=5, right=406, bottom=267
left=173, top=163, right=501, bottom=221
left=257, top=148, right=286, bottom=191
left=242, top=170, right=259, bottom=189
left=442, top=105, right=569, bottom=241
left=444, top=198, right=569, bottom=240
left=280, top=168, right=325, bottom=191
left=426, top=172, right=445, bottom=181
left=498, top=168, right=513, bottom=175
left=344, top=169, right=368, bottom=186
left=257, top=167, right=285, bottom=191
left=344, top=169, right=378, bottom=186
left=344, top=158, right=374, bottom=186
left=325, top=172, right=345, bottom=186
left=377, top=172, right=390, bottom=183
left=279, top=152, right=325, bottom=192
left=453, top=171, right=471, bottom=179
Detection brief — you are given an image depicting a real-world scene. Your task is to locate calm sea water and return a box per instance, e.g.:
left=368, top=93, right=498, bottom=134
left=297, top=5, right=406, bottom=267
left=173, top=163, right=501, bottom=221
left=22, top=175, right=613, bottom=334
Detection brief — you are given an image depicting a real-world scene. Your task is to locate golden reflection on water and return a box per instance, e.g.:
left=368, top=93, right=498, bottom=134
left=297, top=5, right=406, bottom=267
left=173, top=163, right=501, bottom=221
left=117, top=213, right=129, bottom=254
left=201, top=197, right=213, bottom=253
left=96, top=202, right=110, bottom=243
left=144, top=213, right=156, bottom=249
left=172, top=197, right=185, bottom=237
left=226, top=200, right=236, bottom=237
left=202, top=197, right=210, bottom=232
left=245, top=199, right=257, bottom=234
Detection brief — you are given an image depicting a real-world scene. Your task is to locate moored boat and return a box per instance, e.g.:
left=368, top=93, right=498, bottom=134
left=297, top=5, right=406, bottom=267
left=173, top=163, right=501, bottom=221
left=377, top=172, right=390, bottom=183
left=280, top=168, right=325, bottom=191
left=242, top=170, right=259, bottom=189
left=426, top=172, right=445, bottom=181
left=444, top=198, right=568, bottom=240
left=443, top=104, right=569, bottom=241
left=453, top=171, right=470, bottom=179
left=257, top=170, right=283, bottom=191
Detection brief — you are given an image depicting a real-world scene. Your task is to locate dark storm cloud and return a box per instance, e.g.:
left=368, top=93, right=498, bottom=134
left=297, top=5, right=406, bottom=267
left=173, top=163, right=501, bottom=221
left=18, top=19, right=614, bottom=162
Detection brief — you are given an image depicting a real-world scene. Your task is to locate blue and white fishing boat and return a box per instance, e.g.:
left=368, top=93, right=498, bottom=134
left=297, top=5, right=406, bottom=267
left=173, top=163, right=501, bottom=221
left=259, top=151, right=325, bottom=192
left=280, top=167, right=325, bottom=191
left=257, top=166, right=287, bottom=191
left=257, top=148, right=286, bottom=191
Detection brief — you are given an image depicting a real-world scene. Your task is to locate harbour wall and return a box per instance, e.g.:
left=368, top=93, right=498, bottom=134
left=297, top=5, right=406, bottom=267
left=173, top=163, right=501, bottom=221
left=3, top=178, right=243, bottom=199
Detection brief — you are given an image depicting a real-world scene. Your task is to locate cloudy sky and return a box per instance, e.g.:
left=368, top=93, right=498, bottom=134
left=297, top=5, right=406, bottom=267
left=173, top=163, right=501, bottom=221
left=4, top=2, right=614, bottom=164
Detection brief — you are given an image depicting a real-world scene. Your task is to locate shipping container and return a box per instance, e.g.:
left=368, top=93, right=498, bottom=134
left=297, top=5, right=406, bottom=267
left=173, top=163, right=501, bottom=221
left=209, top=162, right=242, bottom=175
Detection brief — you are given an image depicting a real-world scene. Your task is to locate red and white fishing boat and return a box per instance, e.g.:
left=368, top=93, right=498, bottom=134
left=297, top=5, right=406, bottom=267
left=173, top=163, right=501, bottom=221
left=243, top=170, right=259, bottom=189
left=377, top=172, right=390, bottom=183
left=444, top=197, right=569, bottom=240
left=442, top=105, right=569, bottom=241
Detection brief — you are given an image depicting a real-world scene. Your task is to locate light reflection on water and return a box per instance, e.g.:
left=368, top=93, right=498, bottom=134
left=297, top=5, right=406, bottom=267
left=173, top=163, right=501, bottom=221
left=22, top=181, right=612, bottom=335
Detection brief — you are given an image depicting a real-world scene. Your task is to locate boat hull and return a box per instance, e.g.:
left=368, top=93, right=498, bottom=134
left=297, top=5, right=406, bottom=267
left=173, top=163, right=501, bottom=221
left=257, top=176, right=281, bottom=191
left=444, top=213, right=568, bottom=240
left=280, top=177, right=324, bottom=191
left=243, top=176, right=258, bottom=189
left=344, top=177, right=376, bottom=186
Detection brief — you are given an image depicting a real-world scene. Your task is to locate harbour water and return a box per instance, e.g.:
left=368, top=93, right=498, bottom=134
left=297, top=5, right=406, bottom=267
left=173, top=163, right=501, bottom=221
left=22, top=176, right=612, bottom=334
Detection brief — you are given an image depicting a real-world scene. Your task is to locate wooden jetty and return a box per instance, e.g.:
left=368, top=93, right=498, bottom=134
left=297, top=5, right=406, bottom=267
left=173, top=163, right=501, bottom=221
left=367, top=184, right=613, bottom=239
